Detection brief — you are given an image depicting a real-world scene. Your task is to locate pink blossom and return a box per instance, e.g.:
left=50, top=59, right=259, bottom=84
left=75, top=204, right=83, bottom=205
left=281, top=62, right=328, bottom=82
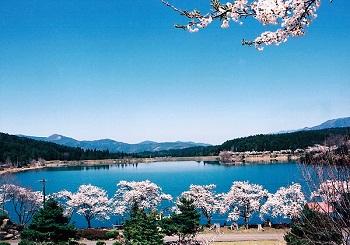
left=112, top=180, right=172, bottom=215
left=261, top=183, right=305, bottom=220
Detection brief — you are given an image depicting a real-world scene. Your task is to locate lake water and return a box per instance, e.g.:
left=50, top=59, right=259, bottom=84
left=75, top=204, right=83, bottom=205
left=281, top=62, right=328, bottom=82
left=7, top=161, right=307, bottom=227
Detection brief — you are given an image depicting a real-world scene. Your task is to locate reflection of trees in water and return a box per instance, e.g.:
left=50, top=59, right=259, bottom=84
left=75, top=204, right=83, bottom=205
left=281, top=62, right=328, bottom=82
left=48, top=163, right=140, bottom=172
left=203, top=161, right=221, bottom=166
left=113, top=163, right=139, bottom=169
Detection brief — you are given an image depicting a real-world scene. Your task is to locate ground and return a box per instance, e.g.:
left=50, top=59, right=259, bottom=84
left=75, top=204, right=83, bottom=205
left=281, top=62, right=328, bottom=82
left=213, top=242, right=285, bottom=245
left=4, top=228, right=287, bottom=244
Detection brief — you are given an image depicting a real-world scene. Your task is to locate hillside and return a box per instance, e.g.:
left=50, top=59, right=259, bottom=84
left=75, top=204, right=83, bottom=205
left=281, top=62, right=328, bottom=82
left=304, top=117, right=350, bottom=131
left=21, top=134, right=211, bottom=153
left=139, top=127, right=350, bottom=157
left=0, top=133, right=132, bottom=165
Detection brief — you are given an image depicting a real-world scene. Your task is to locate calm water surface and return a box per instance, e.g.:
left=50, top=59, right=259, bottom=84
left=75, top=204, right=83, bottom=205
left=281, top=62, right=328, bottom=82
left=9, top=161, right=306, bottom=227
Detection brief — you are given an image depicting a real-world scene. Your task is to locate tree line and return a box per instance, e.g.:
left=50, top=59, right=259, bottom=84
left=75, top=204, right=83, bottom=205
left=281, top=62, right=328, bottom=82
left=0, top=133, right=133, bottom=165
left=1, top=128, right=350, bottom=164
left=139, top=127, right=350, bottom=157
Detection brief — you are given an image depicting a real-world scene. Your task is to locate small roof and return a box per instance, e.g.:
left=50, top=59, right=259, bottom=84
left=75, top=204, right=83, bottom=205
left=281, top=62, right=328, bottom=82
left=307, top=202, right=334, bottom=213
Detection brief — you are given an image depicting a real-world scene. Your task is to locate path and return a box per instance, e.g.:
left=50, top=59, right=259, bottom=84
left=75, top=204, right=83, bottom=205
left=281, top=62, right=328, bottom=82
left=5, top=230, right=286, bottom=244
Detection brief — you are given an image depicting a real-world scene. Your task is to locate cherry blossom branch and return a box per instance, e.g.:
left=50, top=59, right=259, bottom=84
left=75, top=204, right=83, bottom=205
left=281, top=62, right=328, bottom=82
left=161, top=0, right=322, bottom=50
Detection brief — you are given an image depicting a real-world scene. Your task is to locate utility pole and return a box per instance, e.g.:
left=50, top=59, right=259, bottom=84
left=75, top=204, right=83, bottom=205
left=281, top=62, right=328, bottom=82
left=39, top=179, right=47, bottom=205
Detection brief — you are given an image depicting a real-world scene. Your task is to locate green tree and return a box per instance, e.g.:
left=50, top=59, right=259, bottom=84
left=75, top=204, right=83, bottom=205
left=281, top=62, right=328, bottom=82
left=123, top=206, right=164, bottom=245
left=284, top=206, right=342, bottom=245
left=161, top=198, right=200, bottom=243
left=21, top=199, right=76, bottom=243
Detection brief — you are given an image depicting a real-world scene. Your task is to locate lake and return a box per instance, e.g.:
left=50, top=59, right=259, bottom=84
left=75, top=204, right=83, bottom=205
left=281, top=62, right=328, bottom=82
left=7, top=161, right=307, bottom=227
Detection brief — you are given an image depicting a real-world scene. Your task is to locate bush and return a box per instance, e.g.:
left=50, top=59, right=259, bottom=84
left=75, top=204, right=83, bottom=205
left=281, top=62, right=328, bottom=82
left=0, top=210, right=9, bottom=223
left=105, top=229, right=119, bottom=239
left=112, top=242, right=122, bottom=245
left=96, top=242, right=106, bottom=245
left=67, top=239, right=80, bottom=245
left=18, top=241, right=36, bottom=245
left=285, top=206, right=342, bottom=245
left=0, top=242, right=11, bottom=245
left=77, top=229, right=108, bottom=240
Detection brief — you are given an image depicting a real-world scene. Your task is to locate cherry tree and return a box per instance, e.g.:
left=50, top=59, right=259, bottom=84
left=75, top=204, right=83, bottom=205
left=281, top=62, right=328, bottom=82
left=180, top=184, right=220, bottom=225
left=57, top=184, right=111, bottom=228
left=0, top=185, right=9, bottom=213
left=311, top=180, right=350, bottom=203
left=260, top=183, right=306, bottom=220
left=112, top=180, right=172, bottom=215
left=1, top=184, right=43, bottom=225
left=220, top=181, right=268, bottom=228
left=162, top=0, right=321, bottom=50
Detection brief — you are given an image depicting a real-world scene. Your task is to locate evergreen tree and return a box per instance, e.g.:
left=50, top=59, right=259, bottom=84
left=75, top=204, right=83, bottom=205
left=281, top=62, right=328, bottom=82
left=21, top=199, right=76, bottom=243
left=161, top=198, right=200, bottom=243
left=123, top=206, right=164, bottom=245
left=284, top=206, right=342, bottom=245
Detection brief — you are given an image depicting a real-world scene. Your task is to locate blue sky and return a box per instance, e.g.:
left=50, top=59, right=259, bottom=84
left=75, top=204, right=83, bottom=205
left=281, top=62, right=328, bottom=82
left=0, top=0, right=349, bottom=144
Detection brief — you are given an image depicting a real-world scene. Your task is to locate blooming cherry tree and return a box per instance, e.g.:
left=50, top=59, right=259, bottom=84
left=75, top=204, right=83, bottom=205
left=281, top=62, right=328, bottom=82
left=220, top=181, right=268, bottom=228
left=311, top=180, right=350, bottom=203
left=0, top=185, right=9, bottom=213
left=261, top=183, right=306, bottom=220
left=57, top=184, right=111, bottom=228
left=1, top=184, right=43, bottom=225
left=112, top=180, right=172, bottom=215
left=162, top=0, right=321, bottom=50
left=180, top=184, right=220, bottom=225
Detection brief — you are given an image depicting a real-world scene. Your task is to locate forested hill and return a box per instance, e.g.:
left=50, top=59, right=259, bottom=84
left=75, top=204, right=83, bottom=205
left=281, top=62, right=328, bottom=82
left=0, top=133, right=132, bottom=165
left=138, top=127, right=350, bottom=157
left=2, top=127, right=350, bottom=163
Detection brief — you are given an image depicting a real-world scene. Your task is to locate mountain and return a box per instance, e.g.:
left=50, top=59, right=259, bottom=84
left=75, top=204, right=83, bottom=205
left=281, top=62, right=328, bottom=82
left=0, top=133, right=130, bottom=165
left=303, top=117, right=350, bottom=131
left=19, top=134, right=211, bottom=153
left=276, top=117, right=350, bottom=134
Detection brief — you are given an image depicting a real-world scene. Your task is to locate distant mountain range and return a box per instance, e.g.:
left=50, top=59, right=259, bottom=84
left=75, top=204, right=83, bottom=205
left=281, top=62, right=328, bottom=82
left=18, top=134, right=211, bottom=153
left=277, top=117, right=350, bottom=134
left=17, top=117, right=349, bottom=154
left=303, top=117, right=350, bottom=131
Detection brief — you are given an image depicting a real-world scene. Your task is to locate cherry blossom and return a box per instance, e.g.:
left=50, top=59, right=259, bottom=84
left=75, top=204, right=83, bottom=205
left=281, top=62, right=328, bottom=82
left=260, top=183, right=306, bottom=220
left=311, top=180, right=350, bottom=203
left=1, top=184, right=43, bottom=225
left=0, top=185, right=9, bottom=212
left=112, top=180, right=172, bottom=215
left=57, top=184, right=111, bottom=228
left=220, top=181, right=268, bottom=228
left=161, top=0, right=321, bottom=50
left=180, top=184, right=221, bottom=225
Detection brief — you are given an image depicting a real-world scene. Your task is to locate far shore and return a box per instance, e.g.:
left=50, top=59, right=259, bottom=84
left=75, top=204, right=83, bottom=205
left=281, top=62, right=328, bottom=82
left=0, top=156, right=219, bottom=175
left=0, top=154, right=301, bottom=176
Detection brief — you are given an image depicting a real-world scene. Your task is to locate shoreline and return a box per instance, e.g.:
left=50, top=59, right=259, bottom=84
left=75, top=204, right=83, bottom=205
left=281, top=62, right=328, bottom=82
left=0, top=154, right=300, bottom=176
left=0, top=156, right=219, bottom=175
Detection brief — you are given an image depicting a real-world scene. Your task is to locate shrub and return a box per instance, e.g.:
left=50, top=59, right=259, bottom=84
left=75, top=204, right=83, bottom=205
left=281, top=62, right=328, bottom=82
left=0, top=242, right=11, bottom=245
left=112, top=242, right=122, bottom=245
left=284, top=206, right=342, bottom=245
left=77, top=229, right=108, bottom=240
left=0, top=210, right=8, bottom=223
left=96, top=242, right=106, bottom=245
left=67, top=239, right=80, bottom=245
left=18, top=241, right=36, bottom=245
left=105, top=229, right=119, bottom=239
